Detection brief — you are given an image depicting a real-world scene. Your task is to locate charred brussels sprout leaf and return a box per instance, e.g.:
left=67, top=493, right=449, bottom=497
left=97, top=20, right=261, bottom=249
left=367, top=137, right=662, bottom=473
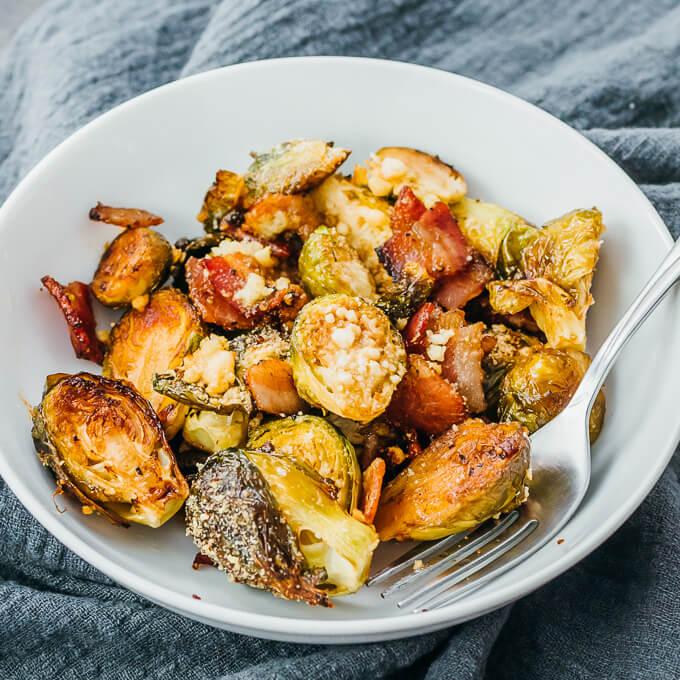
left=248, top=415, right=361, bottom=512
left=375, top=262, right=434, bottom=321
left=353, top=146, right=466, bottom=207
left=185, top=449, right=330, bottom=606
left=91, top=227, right=172, bottom=308
left=298, top=226, right=376, bottom=299
left=498, top=346, right=605, bottom=440
left=290, top=295, right=407, bottom=423
left=197, top=170, right=245, bottom=232
left=244, top=449, right=379, bottom=596
left=89, top=202, right=164, bottom=229
left=103, top=288, right=204, bottom=438
left=374, top=420, right=530, bottom=541
left=182, top=408, right=249, bottom=453
left=32, top=373, right=188, bottom=527
left=244, top=140, right=350, bottom=205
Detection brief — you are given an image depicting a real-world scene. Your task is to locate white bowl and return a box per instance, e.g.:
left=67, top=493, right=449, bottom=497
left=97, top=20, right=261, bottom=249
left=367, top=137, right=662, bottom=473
left=0, top=57, right=678, bottom=644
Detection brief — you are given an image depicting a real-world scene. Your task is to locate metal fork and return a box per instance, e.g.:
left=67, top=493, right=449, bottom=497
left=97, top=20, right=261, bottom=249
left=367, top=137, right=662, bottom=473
left=369, top=236, right=680, bottom=613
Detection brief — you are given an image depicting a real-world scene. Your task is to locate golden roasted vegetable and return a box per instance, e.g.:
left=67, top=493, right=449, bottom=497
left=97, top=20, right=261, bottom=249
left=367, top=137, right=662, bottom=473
left=248, top=415, right=361, bottom=512
left=450, top=197, right=533, bottom=265
left=244, top=140, right=350, bottom=206
left=186, top=449, right=329, bottom=606
left=311, top=175, right=393, bottom=287
left=32, top=373, right=189, bottom=527
left=298, top=226, right=376, bottom=299
left=374, top=420, right=530, bottom=541
left=197, top=170, right=245, bottom=232
left=496, top=223, right=540, bottom=279
left=103, top=288, right=204, bottom=438
left=488, top=208, right=604, bottom=350
left=498, top=346, right=605, bottom=440
left=290, top=295, right=406, bottom=423
left=375, top=262, right=434, bottom=321
left=353, top=146, right=466, bottom=207
left=243, top=193, right=323, bottom=241
left=91, top=227, right=172, bottom=308
left=89, top=202, right=164, bottom=229
left=245, top=449, right=378, bottom=596
left=182, top=409, right=249, bottom=453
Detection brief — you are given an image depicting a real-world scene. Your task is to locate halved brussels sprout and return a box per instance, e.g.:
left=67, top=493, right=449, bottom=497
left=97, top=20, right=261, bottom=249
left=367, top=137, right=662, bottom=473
left=152, top=334, right=252, bottom=415
left=32, top=373, right=189, bottom=527
left=182, top=408, right=249, bottom=453
left=91, top=227, right=173, bottom=308
left=103, top=288, right=204, bottom=438
left=243, top=193, right=323, bottom=241
left=498, top=346, right=605, bottom=440
left=244, top=140, right=350, bottom=206
left=353, top=147, right=466, bottom=207
left=290, top=295, right=407, bottom=423
left=185, top=449, right=329, bottom=606
left=197, top=170, right=245, bottom=232
left=450, top=197, right=533, bottom=265
left=374, top=419, right=530, bottom=541
left=248, top=415, right=361, bottom=512
left=244, top=448, right=378, bottom=596
left=298, top=226, right=376, bottom=299
left=311, top=175, right=393, bottom=288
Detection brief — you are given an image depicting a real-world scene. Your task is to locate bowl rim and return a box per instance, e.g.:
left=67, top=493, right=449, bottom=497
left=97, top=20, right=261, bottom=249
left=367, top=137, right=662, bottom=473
left=0, top=55, right=677, bottom=642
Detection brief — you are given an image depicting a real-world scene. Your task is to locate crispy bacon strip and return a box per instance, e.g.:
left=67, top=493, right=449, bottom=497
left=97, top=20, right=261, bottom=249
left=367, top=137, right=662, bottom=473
left=435, top=255, right=493, bottom=311
left=89, top=202, right=163, bottom=228
left=378, top=187, right=469, bottom=281
left=402, top=302, right=439, bottom=353
left=245, top=358, right=306, bottom=415
left=442, top=322, right=487, bottom=414
left=387, top=354, right=467, bottom=436
left=41, top=276, right=105, bottom=364
left=360, top=457, right=386, bottom=525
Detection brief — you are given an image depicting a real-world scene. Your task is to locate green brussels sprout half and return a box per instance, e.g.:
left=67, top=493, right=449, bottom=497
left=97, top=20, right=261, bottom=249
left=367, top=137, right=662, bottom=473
left=496, top=223, right=540, bottom=279
left=498, top=346, right=605, bottom=440
left=182, top=409, right=249, bottom=453
left=374, top=419, right=530, bottom=541
left=290, top=295, right=407, bottom=423
left=91, top=227, right=172, bottom=308
left=103, top=288, right=204, bottom=439
left=248, top=415, right=361, bottom=512
left=32, top=373, right=189, bottom=527
left=298, top=226, right=376, bottom=299
left=185, top=449, right=330, bottom=606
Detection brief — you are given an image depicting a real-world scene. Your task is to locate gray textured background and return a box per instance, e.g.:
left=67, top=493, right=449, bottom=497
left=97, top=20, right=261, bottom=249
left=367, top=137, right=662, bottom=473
left=0, top=1, right=678, bottom=679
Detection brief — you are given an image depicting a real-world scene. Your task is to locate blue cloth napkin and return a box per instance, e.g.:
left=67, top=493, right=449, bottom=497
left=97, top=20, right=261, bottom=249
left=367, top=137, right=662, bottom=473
left=1, top=1, right=678, bottom=678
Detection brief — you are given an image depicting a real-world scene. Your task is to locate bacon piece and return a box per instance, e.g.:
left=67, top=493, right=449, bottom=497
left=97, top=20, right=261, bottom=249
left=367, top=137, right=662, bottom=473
left=442, top=322, right=487, bottom=414
left=217, top=222, right=295, bottom=260
left=41, top=277, right=105, bottom=364
left=387, top=354, right=467, bottom=436
left=89, top=202, right=163, bottom=229
left=435, top=255, right=494, bottom=311
left=245, top=358, right=306, bottom=415
left=402, top=302, right=439, bottom=354
left=378, top=187, right=469, bottom=281
left=360, top=457, right=386, bottom=525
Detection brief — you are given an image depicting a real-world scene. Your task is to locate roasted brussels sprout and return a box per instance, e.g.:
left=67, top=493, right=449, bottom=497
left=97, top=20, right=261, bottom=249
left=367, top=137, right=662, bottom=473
left=40, top=276, right=105, bottom=364
left=103, top=288, right=204, bottom=438
left=197, top=170, right=245, bottom=232
left=89, top=202, right=164, bottom=229
left=91, top=227, right=172, bottom=308
left=244, top=140, right=350, bottom=206
left=185, top=449, right=329, bottom=606
left=298, top=226, right=376, bottom=299
left=353, top=146, right=466, bottom=207
left=243, top=193, right=323, bottom=241
left=290, top=295, right=406, bottom=423
left=496, top=223, right=540, bottom=279
left=374, top=419, right=530, bottom=541
left=248, top=415, right=361, bottom=512
left=32, top=373, right=189, bottom=527
left=488, top=208, right=604, bottom=350
left=153, top=334, right=252, bottom=414
left=450, top=197, right=533, bottom=265
left=182, top=408, right=249, bottom=453
left=375, top=262, right=433, bottom=321
left=498, top=346, right=605, bottom=440
left=311, top=175, right=393, bottom=288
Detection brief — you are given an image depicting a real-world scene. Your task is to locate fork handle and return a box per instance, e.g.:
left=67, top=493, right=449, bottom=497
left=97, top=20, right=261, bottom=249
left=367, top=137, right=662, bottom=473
left=574, top=236, right=680, bottom=410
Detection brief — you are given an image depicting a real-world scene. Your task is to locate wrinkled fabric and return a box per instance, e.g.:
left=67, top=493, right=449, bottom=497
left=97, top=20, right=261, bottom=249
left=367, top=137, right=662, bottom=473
left=0, top=1, right=678, bottom=678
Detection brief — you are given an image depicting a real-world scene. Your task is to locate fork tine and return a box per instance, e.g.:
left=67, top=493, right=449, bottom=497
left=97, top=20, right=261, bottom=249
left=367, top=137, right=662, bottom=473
left=367, top=529, right=472, bottom=587
left=380, top=511, right=519, bottom=598
left=400, top=519, right=538, bottom=611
